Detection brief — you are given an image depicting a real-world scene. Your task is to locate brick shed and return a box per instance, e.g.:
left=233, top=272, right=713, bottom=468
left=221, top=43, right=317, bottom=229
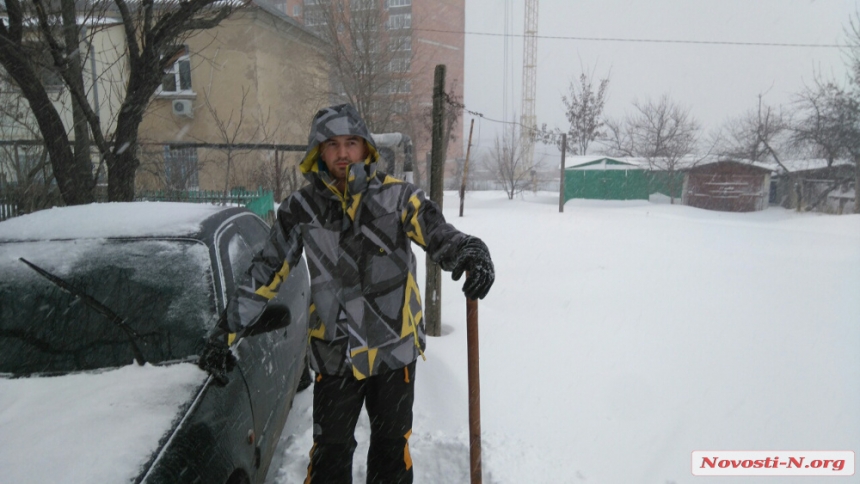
left=682, top=160, right=772, bottom=212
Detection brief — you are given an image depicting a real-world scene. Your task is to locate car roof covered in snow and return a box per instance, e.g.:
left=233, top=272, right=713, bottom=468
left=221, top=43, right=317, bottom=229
left=0, top=202, right=249, bottom=242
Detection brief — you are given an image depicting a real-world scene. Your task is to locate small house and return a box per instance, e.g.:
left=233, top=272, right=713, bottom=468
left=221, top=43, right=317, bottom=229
left=682, top=160, right=771, bottom=212
left=767, top=160, right=856, bottom=214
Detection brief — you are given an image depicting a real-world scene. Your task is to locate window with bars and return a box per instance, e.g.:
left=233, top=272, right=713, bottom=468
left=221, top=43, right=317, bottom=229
left=159, top=46, right=192, bottom=94
left=164, top=146, right=199, bottom=189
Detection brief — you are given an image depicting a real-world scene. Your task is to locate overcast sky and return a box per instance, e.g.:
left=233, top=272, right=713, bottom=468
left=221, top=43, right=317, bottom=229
left=461, top=0, right=857, bottom=158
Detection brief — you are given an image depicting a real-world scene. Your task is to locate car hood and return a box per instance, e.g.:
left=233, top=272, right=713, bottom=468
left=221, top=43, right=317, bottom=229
left=0, top=362, right=207, bottom=483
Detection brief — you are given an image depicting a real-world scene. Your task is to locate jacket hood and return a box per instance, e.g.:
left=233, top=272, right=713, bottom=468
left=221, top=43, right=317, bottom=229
left=299, top=104, right=379, bottom=178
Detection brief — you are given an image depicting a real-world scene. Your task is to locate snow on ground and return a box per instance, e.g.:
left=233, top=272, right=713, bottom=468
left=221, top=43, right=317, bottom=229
left=267, top=191, right=860, bottom=484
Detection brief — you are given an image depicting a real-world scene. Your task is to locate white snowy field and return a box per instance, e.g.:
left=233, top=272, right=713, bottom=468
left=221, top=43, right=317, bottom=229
left=268, top=191, right=860, bottom=484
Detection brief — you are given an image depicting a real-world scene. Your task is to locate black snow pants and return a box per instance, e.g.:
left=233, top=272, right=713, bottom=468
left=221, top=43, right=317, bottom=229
left=305, top=361, right=416, bottom=484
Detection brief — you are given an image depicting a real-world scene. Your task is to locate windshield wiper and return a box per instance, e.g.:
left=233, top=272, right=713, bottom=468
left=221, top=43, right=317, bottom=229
left=18, top=257, right=148, bottom=366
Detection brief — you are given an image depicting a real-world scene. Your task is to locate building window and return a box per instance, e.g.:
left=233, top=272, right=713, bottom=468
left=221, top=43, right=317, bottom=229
left=386, top=0, right=411, bottom=7
left=160, top=46, right=192, bottom=94
left=389, top=35, right=411, bottom=51
left=387, top=13, right=411, bottom=30
left=164, top=145, right=199, bottom=190
left=393, top=100, right=409, bottom=114
left=356, top=37, right=381, bottom=53
left=396, top=79, right=411, bottom=93
left=350, top=0, right=374, bottom=10
left=293, top=5, right=302, bottom=16
left=381, top=79, right=411, bottom=94
left=304, top=10, right=325, bottom=26
left=388, top=57, right=410, bottom=72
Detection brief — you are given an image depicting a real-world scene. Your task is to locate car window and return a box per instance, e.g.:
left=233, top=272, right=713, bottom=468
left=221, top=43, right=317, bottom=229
left=0, top=239, right=216, bottom=375
left=224, top=215, right=270, bottom=289
left=227, top=231, right=255, bottom=288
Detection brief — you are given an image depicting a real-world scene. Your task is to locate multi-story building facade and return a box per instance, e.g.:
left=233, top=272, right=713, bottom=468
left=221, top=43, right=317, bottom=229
left=286, top=0, right=465, bottom=187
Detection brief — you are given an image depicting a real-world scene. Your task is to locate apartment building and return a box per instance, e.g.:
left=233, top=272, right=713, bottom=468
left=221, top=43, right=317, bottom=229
left=281, top=0, right=465, bottom=186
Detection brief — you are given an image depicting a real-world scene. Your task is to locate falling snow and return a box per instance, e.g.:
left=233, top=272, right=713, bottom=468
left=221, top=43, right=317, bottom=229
left=0, top=192, right=856, bottom=483
left=267, top=191, right=860, bottom=483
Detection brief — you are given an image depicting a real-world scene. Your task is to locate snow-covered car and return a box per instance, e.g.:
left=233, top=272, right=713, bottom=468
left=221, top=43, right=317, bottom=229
left=0, top=202, right=310, bottom=484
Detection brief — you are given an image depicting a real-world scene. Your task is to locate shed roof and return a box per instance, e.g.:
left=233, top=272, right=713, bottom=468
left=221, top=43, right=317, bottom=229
left=688, top=159, right=773, bottom=174
left=759, top=158, right=855, bottom=174
left=566, top=157, right=643, bottom=170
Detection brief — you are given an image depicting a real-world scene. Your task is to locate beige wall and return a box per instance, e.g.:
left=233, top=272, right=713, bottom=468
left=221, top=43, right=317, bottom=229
left=88, top=23, right=130, bottom=137
left=138, top=6, right=329, bottom=194
left=0, top=22, right=128, bottom=145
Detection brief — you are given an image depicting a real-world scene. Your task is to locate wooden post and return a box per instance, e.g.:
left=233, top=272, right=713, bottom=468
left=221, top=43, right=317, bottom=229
left=425, top=64, right=446, bottom=337
left=459, top=118, right=475, bottom=217
left=559, top=133, right=567, bottom=213
left=467, top=293, right=482, bottom=483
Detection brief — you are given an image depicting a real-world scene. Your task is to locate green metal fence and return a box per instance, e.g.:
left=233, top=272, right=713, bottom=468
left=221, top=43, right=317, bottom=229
left=136, top=187, right=275, bottom=222
left=564, top=170, right=684, bottom=202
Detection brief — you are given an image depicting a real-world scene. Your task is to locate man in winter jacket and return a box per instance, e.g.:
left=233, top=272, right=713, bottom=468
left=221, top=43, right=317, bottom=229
left=200, top=104, right=494, bottom=483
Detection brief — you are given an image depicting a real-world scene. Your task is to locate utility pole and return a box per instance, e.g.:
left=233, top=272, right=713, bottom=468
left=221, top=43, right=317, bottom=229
left=425, top=64, right=446, bottom=337
left=559, top=133, right=566, bottom=213
left=460, top=118, right=475, bottom=217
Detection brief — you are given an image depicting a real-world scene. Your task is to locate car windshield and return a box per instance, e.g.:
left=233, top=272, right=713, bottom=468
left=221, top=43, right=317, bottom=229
left=0, top=238, right=215, bottom=376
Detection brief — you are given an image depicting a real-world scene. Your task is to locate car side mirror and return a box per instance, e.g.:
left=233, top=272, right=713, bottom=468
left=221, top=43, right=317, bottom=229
left=244, top=302, right=291, bottom=337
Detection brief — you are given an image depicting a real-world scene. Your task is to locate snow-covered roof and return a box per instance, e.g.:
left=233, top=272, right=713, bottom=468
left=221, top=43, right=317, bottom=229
left=0, top=202, right=228, bottom=241
left=758, top=158, right=855, bottom=174
left=566, top=157, right=643, bottom=170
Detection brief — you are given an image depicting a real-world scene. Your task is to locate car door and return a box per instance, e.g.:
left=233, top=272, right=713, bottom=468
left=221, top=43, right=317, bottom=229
left=218, top=214, right=310, bottom=478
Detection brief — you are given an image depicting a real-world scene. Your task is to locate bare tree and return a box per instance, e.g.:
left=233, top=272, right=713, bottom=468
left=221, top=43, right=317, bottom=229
left=482, top=124, right=530, bottom=200
left=790, top=81, right=846, bottom=165
left=541, top=71, right=609, bottom=156
left=0, top=73, right=62, bottom=211
left=717, top=95, right=803, bottom=208
left=604, top=94, right=700, bottom=203
left=715, top=96, right=792, bottom=164
left=198, top=85, right=260, bottom=202
left=304, top=0, right=413, bottom=133
left=245, top=102, right=305, bottom=202
left=0, top=0, right=243, bottom=204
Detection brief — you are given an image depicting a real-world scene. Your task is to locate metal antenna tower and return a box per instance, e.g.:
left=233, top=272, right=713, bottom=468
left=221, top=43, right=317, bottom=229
left=520, top=0, right=538, bottom=175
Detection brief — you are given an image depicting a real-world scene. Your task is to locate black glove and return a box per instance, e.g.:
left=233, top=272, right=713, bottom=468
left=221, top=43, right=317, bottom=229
left=197, top=327, right=237, bottom=386
left=451, top=236, right=495, bottom=300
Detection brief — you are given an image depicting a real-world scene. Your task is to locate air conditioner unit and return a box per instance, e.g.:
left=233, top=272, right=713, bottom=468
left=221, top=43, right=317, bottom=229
left=171, top=99, right=193, bottom=118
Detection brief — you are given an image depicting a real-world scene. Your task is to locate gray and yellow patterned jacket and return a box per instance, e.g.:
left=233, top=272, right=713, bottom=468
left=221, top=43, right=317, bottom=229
left=231, top=104, right=466, bottom=379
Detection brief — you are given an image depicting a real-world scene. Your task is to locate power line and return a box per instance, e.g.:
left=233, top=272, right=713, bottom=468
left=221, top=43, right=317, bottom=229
left=414, top=28, right=847, bottom=48
left=444, top=93, right=542, bottom=134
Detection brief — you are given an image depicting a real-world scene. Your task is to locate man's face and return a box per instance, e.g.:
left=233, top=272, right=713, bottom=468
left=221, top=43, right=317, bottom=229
left=320, top=135, right=369, bottom=188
